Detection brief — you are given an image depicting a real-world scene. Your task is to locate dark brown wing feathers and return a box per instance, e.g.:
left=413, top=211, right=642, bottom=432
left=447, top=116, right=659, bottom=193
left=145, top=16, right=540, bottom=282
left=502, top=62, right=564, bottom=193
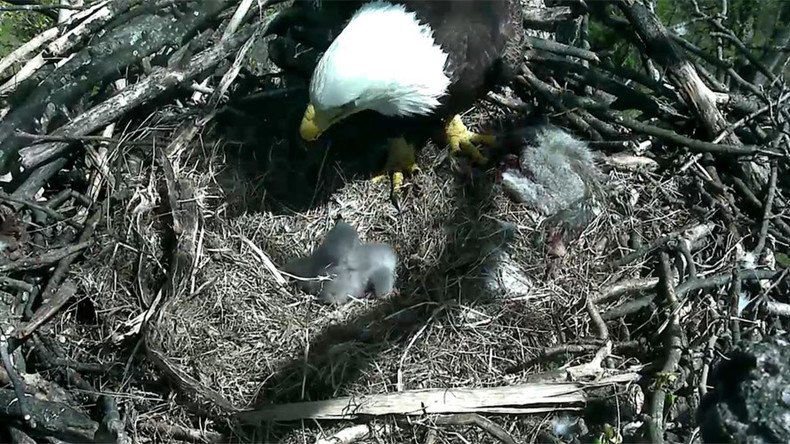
left=396, top=0, right=521, bottom=119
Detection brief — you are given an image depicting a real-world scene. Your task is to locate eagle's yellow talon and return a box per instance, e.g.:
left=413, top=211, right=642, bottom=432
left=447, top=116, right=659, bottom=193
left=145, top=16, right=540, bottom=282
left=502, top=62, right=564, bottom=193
left=456, top=140, right=489, bottom=164
left=371, top=137, right=419, bottom=191
left=391, top=172, right=404, bottom=189
left=445, top=114, right=494, bottom=165
left=371, top=173, right=388, bottom=184
left=469, top=133, right=497, bottom=146
left=299, top=104, right=322, bottom=141
left=371, top=171, right=404, bottom=187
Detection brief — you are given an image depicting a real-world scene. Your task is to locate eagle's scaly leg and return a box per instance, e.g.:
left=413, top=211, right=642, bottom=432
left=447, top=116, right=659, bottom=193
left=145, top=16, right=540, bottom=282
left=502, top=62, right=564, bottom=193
left=371, top=137, right=421, bottom=189
left=445, top=114, right=496, bottom=164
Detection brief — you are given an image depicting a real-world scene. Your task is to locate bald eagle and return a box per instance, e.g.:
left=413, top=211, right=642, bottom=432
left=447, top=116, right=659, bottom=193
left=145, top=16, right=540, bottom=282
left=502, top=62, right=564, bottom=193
left=283, top=0, right=525, bottom=189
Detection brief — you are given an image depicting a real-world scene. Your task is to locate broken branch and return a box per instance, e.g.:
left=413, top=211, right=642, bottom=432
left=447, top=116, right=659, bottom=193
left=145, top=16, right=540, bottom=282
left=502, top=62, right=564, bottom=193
left=236, top=374, right=639, bottom=423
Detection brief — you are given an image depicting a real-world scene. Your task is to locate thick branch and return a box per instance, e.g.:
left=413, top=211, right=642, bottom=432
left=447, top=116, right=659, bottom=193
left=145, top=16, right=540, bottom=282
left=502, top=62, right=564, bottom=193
left=617, top=0, right=740, bottom=144
left=0, top=389, right=98, bottom=442
left=17, top=12, right=274, bottom=169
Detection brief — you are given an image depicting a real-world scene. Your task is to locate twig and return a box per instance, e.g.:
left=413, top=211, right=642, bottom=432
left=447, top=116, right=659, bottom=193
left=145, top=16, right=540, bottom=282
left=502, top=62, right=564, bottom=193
left=616, top=0, right=742, bottom=145
left=711, top=92, right=790, bottom=144
left=7, top=427, right=36, bottom=444
left=714, top=0, right=727, bottom=82
left=534, top=55, right=684, bottom=120
left=675, top=269, right=779, bottom=296
left=190, top=0, right=257, bottom=103
left=699, top=333, right=719, bottom=396
left=519, top=65, right=767, bottom=156
left=606, top=112, right=769, bottom=156
left=595, top=278, right=660, bottom=303
left=145, top=346, right=237, bottom=415
left=517, top=66, right=602, bottom=138
left=673, top=239, right=697, bottom=281
left=0, top=241, right=91, bottom=273
left=57, top=0, right=84, bottom=23
left=693, top=174, right=742, bottom=239
left=221, top=0, right=255, bottom=41
left=23, top=283, right=40, bottom=320
left=16, top=279, right=78, bottom=341
left=610, top=223, right=714, bottom=269
left=315, top=423, right=394, bottom=444
left=485, top=91, right=531, bottom=112
left=601, top=297, right=654, bottom=321
left=764, top=298, right=790, bottom=317
left=0, top=53, right=46, bottom=95
left=580, top=109, right=623, bottom=139
left=11, top=157, right=68, bottom=203
left=586, top=296, right=609, bottom=339
left=0, top=387, right=98, bottom=441
left=505, top=341, right=641, bottom=374
left=140, top=152, right=232, bottom=417
left=603, top=269, right=782, bottom=320
left=506, top=344, right=600, bottom=375
left=79, top=80, right=121, bottom=224
left=42, top=356, right=109, bottom=374
left=423, top=429, right=438, bottom=444
left=47, top=0, right=119, bottom=56
left=523, top=5, right=578, bottom=31
left=209, top=10, right=263, bottom=108
left=727, top=268, right=743, bottom=345
left=432, top=414, right=517, bottom=444
left=692, top=59, right=729, bottom=93
left=525, top=36, right=601, bottom=63
left=730, top=176, right=790, bottom=239
left=0, top=0, right=116, bottom=93
left=753, top=162, right=778, bottom=258
left=238, top=235, right=287, bottom=286
left=17, top=12, right=278, bottom=169
left=30, top=334, right=98, bottom=402
left=0, top=191, right=81, bottom=229
left=0, top=276, right=34, bottom=293
left=22, top=204, right=104, bottom=340
left=0, top=4, right=85, bottom=12
left=0, top=333, right=33, bottom=426
left=14, top=130, right=146, bottom=146
left=646, top=252, right=684, bottom=444
left=0, top=27, right=58, bottom=80
left=45, top=188, right=81, bottom=209
left=708, top=22, right=778, bottom=85
left=232, top=86, right=304, bottom=103
left=94, top=395, right=128, bottom=444
left=137, top=420, right=224, bottom=444
left=397, top=306, right=443, bottom=392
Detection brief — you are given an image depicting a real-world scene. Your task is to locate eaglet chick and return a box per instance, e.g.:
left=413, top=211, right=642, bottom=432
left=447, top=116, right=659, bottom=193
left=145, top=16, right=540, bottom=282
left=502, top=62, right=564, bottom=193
left=283, top=220, right=398, bottom=305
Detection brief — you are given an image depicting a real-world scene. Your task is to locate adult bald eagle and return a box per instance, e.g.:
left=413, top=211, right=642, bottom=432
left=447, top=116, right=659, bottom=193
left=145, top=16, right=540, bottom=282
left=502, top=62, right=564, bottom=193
left=286, top=0, right=524, bottom=188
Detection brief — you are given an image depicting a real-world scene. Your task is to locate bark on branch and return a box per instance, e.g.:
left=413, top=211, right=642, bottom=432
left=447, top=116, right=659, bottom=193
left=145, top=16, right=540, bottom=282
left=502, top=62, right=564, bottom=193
left=616, top=0, right=740, bottom=145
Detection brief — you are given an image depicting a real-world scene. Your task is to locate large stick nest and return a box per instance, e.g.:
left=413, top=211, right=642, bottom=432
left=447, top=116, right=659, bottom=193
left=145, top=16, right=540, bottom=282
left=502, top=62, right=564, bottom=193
left=0, top=1, right=788, bottom=443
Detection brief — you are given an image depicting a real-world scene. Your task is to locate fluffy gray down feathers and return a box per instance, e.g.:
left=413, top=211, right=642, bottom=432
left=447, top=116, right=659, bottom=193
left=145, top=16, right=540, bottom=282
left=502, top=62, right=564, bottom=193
left=500, top=125, right=603, bottom=216
left=283, top=220, right=398, bottom=305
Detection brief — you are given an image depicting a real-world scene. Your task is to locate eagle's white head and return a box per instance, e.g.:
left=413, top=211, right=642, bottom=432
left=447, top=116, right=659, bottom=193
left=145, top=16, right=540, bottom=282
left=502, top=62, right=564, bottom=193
left=300, top=1, right=451, bottom=141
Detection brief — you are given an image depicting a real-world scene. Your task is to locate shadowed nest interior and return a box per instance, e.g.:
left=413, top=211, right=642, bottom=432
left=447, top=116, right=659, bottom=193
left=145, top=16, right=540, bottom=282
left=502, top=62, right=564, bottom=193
left=59, top=88, right=702, bottom=442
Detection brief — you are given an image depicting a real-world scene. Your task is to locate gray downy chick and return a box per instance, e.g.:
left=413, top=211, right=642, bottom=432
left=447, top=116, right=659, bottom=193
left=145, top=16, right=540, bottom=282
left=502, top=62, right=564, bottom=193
left=283, top=220, right=361, bottom=294
left=499, top=125, right=603, bottom=216
left=317, top=242, right=398, bottom=305
left=283, top=220, right=398, bottom=305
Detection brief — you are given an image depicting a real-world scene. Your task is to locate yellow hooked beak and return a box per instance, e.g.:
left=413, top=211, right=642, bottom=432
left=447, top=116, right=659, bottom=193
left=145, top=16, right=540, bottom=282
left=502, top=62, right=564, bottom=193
left=299, top=103, right=358, bottom=142
left=299, top=104, right=323, bottom=141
